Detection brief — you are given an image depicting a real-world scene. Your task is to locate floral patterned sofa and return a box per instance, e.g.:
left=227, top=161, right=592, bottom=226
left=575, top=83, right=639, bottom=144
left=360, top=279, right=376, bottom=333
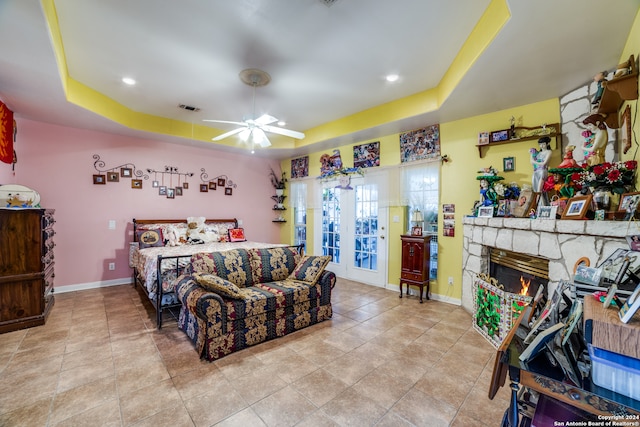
left=175, top=246, right=335, bottom=361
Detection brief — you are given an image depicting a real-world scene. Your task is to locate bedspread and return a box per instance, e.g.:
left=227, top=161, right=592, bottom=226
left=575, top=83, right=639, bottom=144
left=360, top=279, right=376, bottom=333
left=132, top=241, right=287, bottom=296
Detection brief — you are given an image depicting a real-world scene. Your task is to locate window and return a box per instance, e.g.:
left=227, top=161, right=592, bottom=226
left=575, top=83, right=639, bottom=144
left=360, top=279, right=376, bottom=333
left=291, top=182, right=307, bottom=248
left=321, top=187, right=341, bottom=262
left=401, top=161, right=439, bottom=233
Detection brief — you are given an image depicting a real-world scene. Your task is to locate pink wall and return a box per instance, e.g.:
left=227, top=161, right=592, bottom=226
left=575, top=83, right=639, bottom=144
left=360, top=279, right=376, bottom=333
left=0, top=118, right=284, bottom=288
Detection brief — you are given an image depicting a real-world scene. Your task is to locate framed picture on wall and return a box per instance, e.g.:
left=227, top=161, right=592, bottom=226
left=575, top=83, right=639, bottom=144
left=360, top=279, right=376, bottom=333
left=131, top=179, right=142, bottom=189
left=107, top=172, right=119, bottom=182
left=503, top=157, right=515, bottom=172
left=200, top=184, right=208, bottom=192
left=182, top=182, right=189, bottom=189
left=120, top=167, right=132, bottom=178
left=93, top=174, right=106, bottom=185
left=209, top=181, right=217, bottom=190
left=175, top=187, right=183, bottom=196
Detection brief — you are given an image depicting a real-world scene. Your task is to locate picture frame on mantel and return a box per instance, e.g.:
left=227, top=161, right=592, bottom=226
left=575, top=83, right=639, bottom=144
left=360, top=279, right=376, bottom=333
left=561, top=195, right=592, bottom=220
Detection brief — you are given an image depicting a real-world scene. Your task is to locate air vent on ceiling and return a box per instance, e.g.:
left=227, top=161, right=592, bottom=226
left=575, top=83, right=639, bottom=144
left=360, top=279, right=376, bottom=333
left=178, top=104, right=200, bottom=112
left=319, top=0, right=340, bottom=7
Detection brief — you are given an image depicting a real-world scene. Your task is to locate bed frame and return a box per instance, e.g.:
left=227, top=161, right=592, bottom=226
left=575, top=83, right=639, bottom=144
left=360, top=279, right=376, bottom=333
left=132, top=218, right=238, bottom=329
left=131, top=218, right=304, bottom=329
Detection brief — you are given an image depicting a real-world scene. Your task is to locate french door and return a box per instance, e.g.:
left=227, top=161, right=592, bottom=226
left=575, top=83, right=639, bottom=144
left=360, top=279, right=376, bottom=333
left=315, top=174, right=388, bottom=287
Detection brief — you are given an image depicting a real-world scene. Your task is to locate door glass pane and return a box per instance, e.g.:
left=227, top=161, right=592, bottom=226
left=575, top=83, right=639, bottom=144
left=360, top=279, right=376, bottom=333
left=322, top=187, right=340, bottom=263
left=354, top=184, right=378, bottom=270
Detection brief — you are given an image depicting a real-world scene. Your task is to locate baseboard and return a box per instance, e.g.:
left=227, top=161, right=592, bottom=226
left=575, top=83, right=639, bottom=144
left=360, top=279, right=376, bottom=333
left=55, top=278, right=131, bottom=294
left=429, top=293, right=461, bottom=306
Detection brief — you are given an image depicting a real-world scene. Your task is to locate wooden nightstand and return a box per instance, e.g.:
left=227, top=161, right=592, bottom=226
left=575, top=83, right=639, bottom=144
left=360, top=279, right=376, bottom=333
left=399, top=234, right=431, bottom=303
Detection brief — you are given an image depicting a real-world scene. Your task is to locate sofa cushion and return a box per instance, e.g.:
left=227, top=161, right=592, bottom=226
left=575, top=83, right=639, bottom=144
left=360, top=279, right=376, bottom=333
left=288, top=255, right=331, bottom=284
left=190, top=249, right=254, bottom=287
left=226, top=287, right=277, bottom=320
left=194, top=273, right=243, bottom=299
left=249, top=247, right=301, bottom=284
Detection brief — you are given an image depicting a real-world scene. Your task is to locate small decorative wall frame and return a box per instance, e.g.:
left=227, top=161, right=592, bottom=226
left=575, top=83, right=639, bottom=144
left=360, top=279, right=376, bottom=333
left=131, top=179, right=142, bottom=189
left=175, top=187, right=183, bottom=196
left=146, top=166, right=194, bottom=197
left=92, top=154, right=149, bottom=186
left=200, top=168, right=237, bottom=195
left=503, top=157, right=515, bottom=172
left=93, top=174, right=106, bottom=185
left=167, top=188, right=175, bottom=199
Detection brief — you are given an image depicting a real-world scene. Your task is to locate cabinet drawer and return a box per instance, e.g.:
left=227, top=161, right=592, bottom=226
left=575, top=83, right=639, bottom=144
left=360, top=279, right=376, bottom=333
left=401, top=272, right=423, bottom=282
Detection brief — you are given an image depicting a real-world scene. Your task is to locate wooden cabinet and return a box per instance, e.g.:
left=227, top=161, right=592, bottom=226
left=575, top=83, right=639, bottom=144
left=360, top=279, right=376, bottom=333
left=399, top=234, right=431, bottom=303
left=0, top=209, right=55, bottom=333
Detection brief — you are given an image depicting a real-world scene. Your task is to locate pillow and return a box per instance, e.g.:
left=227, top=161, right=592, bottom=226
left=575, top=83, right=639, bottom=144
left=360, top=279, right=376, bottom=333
left=136, top=229, right=164, bottom=249
left=288, top=255, right=331, bottom=284
left=194, top=273, right=242, bottom=299
left=228, top=228, right=246, bottom=242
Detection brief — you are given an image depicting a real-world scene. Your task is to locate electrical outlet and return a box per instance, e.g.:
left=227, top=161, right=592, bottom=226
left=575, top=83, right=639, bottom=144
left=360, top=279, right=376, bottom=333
left=108, top=262, right=115, bottom=271
left=448, top=276, right=454, bottom=285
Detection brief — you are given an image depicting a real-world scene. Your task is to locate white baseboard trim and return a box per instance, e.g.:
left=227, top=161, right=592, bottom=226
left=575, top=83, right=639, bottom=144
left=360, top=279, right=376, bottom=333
left=55, top=278, right=131, bottom=294
left=429, top=293, right=461, bottom=306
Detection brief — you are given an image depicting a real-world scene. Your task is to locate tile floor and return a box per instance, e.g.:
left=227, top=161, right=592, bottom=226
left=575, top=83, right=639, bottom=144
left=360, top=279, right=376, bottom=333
left=0, top=278, right=511, bottom=426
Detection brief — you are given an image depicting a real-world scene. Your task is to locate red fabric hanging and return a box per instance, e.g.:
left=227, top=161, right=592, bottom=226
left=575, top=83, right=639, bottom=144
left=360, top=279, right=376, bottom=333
left=0, top=101, right=14, bottom=164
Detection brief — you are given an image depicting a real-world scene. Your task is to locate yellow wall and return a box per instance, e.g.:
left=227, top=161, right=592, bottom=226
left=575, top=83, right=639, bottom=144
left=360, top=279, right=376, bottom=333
left=281, top=98, right=561, bottom=300
left=280, top=8, right=640, bottom=301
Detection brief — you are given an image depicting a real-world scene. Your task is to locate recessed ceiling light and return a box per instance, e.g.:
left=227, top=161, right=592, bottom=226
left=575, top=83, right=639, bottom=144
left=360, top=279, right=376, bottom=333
left=122, top=77, right=136, bottom=86
left=385, top=74, right=399, bottom=82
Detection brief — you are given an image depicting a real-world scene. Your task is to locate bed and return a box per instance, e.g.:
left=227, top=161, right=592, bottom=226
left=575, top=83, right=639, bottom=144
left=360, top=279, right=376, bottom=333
left=131, top=218, right=298, bottom=328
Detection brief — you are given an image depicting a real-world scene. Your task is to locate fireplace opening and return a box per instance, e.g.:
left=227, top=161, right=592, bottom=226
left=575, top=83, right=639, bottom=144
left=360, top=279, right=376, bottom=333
left=473, top=248, right=550, bottom=348
left=489, top=248, right=548, bottom=297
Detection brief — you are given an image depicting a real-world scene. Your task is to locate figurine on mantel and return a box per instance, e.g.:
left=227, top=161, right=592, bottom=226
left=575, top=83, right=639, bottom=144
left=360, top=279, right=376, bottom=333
left=557, top=145, right=578, bottom=168
left=530, top=136, right=552, bottom=206
left=582, top=113, right=608, bottom=166
left=591, top=71, right=608, bottom=106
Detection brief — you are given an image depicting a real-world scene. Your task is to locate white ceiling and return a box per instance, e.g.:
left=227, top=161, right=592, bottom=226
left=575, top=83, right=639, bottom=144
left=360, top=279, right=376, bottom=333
left=0, top=0, right=638, bottom=159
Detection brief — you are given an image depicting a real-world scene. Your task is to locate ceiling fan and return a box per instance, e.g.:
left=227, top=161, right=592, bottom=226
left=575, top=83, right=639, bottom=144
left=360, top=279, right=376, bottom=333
left=203, top=69, right=305, bottom=151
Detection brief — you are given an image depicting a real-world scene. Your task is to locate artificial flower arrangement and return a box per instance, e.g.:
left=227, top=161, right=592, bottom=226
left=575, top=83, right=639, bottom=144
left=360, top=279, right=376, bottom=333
left=570, top=160, right=637, bottom=194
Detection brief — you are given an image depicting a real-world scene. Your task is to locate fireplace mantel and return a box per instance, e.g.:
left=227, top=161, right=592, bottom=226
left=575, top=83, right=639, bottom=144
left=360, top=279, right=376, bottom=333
left=461, top=217, right=632, bottom=313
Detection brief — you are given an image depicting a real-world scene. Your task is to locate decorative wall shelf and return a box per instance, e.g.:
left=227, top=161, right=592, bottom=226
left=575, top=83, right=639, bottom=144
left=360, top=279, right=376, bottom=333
left=476, top=123, right=560, bottom=158
left=596, top=55, right=638, bottom=129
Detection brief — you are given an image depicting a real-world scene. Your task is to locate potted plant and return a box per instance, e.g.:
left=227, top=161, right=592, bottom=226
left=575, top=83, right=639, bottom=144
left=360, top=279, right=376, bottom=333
left=270, top=168, right=287, bottom=196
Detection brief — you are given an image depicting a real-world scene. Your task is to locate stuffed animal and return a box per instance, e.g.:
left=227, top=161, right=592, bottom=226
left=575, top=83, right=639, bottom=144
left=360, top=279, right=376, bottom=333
left=164, top=225, right=180, bottom=247
left=186, top=216, right=206, bottom=244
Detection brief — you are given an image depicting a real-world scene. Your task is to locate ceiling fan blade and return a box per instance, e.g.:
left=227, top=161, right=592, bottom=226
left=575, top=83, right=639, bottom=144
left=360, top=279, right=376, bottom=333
left=260, top=124, right=305, bottom=140
left=253, top=128, right=271, bottom=147
left=212, top=127, right=246, bottom=141
left=203, top=119, right=247, bottom=126
left=255, top=114, right=278, bottom=125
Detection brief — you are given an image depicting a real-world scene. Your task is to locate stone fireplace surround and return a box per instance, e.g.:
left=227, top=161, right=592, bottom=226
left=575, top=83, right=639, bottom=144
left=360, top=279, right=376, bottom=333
left=461, top=216, right=633, bottom=314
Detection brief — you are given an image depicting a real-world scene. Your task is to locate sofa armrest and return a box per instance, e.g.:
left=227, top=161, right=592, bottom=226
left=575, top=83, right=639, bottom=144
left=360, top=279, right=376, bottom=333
left=318, top=270, right=336, bottom=289
left=175, top=274, right=228, bottom=334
